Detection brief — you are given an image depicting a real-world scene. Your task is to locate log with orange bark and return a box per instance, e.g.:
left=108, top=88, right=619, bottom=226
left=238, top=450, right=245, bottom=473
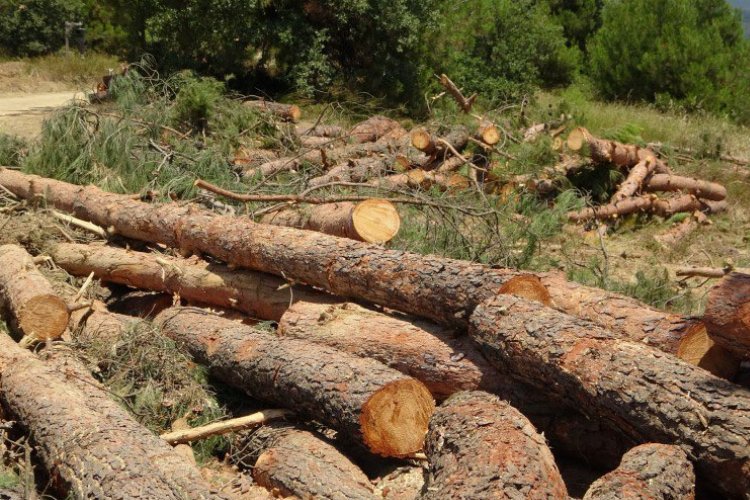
left=567, top=127, right=671, bottom=174
left=372, top=168, right=471, bottom=192
left=611, top=157, right=657, bottom=202
left=295, top=123, right=345, bottom=138
left=232, top=423, right=376, bottom=499
left=308, top=155, right=399, bottom=186
left=0, top=333, right=222, bottom=499
left=410, top=127, right=469, bottom=158
left=0, top=244, right=69, bottom=341
left=261, top=199, right=401, bottom=243
left=48, top=243, right=327, bottom=322
left=350, top=115, right=405, bottom=143
left=422, top=391, right=568, bottom=499
left=476, top=119, right=500, bottom=146
left=568, top=194, right=726, bottom=223
left=582, top=444, right=695, bottom=500
left=154, top=307, right=435, bottom=457
left=704, top=272, right=750, bottom=358
left=644, top=173, right=727, bottom=201
left=0, top=170, right=715, bottom=357
left=469, top=294, right=750, bottom=497
left=244, top=100, right=301, bottom=122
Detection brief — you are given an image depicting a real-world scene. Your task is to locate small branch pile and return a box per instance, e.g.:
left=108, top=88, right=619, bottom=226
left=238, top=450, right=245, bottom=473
left=0, top=168, right=749, bottom=498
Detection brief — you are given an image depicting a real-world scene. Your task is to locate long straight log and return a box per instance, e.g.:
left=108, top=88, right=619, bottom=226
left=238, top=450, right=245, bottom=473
left=154, top=307, right=435, bottom=457
left=261, top=199, right=401, bottom=243
left=308, top=156, right=397, bottom=187
left=704, top=272, right=750, bottom=358
left=350, top=116, right=405, bottom=143
left=422, top=391, right=568, bottom=499
left=611, top=157, right=656, bottom=202
left=0, top=170, right=706, bottom=344
left=568, top=194, right=725, bottom=223
left=644, top=174, right=727, bottom=201
left=567, top=127, right=671, bottom=174
left=469, top=294, right=750, bottom=497
left=233, top=423, right=376, bottom=499
left=583, top=444, right=695, bottom=500
left=0, top=245, right=69, bottom=341
left=49, top=243, right=327, bottom=322
left=0, top=334, right=221, bottom=499
left=161, top=410, right=290, bottom=445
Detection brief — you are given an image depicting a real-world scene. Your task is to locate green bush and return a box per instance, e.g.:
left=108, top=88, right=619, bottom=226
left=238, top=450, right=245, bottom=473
left=545, top=0, right=604, bottom=52
left=170, top=72, right=225, bottom=132
left=0, top=134, right=27, bottom=168
left=0, top=0, right=87, bottom=56
left=589, top=0, right=750, bottom=121
left=431, top=0, right=579, bottom=104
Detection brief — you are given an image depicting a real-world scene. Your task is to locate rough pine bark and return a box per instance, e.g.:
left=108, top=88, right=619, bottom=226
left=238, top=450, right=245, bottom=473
left=308, top=156, right=398, bottom=186
left=567, top=127, right=670, bottom=174
left=704, top=272, right=750, bottom=358
left=262, top=199, right=401, bottom=243
left=372, top=169, right=470, bottom=191
left=49, top=243, right=327, bottom=322
left=0, top=244, right=69, bottom=341
left=469, top=294, right=750, bottom=497
left=350, top=116, right=406, bottom=143
left=410, top=127, right=469, bottom=157
left=233, top=423, right=375, bottom=500
left=644, top=174, right=727, bottom=201
left=0, top=334, right=221, bottom=499
left=154, top=307, right=434, bottom=457
left=568, top=194, right=724, bottom=222
left=583, top=444, right=695, bottom=500
left=611, top=157, right=657, bottom=202
left=422, top=391, right=568, bottom=499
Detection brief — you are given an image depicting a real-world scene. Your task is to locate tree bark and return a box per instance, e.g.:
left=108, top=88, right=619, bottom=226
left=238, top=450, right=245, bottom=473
left=704, top=272, right=750, bottom=358
left=0, top=335, right=221, bottom=499
left=654, top=215, right=699, bottom=249
left=374, top=466, right=425, bottom=500
left=232, top=148, right=278, bottom=169
left=299, top=135, right=345, bottom=149
left=0, top=244, right=69, bottom=341
left=438, top=74, right=476, bottom=113
left=243, top=100, right=301, bottom=122
left=410, top=127, right=469, bottom=157
left=644, top=174, right=727, bottom=201
left=278, top=301, right=503, bottom=399
left=568, top=194, right=724, bottom=223
left=422, top=391, right=568, bottom=499
left=611, top=157, right=657, bottom=202
left=261, top=199, right=401, bottom=243
left=49, top=243, right=327, bottom=322
left=675, top=323, right=740, bottom=384
left=372, top=169, right=470, bottom=191
left=308, top=156, right=398, bottom=186
left=476, top=120, right=500, bottom=146
left=469, top=294, right=750, bottom=498
left=350, top=116, right=406, bottom=143
left=154, top=307, right=435, bottom=457
left=567, top=127, right=671, bottom=174
left=232, top=423, right=376, bottom=500
left=295, top=123, right=345, bottom=138
left=583, top=444, right=694, bottom=500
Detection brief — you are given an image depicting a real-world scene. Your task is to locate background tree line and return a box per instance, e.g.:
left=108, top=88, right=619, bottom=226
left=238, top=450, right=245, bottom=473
left=0, top=0, right=748, bottom=122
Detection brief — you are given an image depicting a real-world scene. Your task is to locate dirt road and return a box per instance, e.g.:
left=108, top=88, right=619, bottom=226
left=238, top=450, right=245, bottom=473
left=0, top=91, right=84, bottom=139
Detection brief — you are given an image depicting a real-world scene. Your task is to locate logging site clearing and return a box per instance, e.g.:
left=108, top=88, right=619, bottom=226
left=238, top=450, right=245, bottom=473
left=0, top=59, right=749, bottom=500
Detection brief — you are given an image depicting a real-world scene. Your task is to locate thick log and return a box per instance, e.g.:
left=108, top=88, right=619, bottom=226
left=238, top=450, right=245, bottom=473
left=438, top=74, right=476, bottom=113
left=350, top=115, right=405, bottom=143
left=410, top=128, right=469, bottom=157
left=611, top=157, right=656, bottom=202
left=49, top=243, right=326, bottom=322
left=568, top=194, right=724, bottom=223
left=154, top=307, right=435, bottom=457
left=567, top=127, right=670, bottom=174
left=372, top=169, right=470, bottom=191
left=0, top=169, right=707, bottom=344
left=243, top=100, right=301, bottom=122
left=583, top=444, right=694, bottom=500
left=704, top=272, right=750, bottom=358
left=654, top=215, right=699, bottom=249
left=278, top=301, right=503, bottom=399
left=0, top=335, right=220, bottom=499
left=676, top=323, right=740, bottom=383
left=644, top=174, right=727, bottom=201
left=308, top=156, right=397, bottom=186
left=476, top=120, right=500, bottom=146
left=676, top=265, right=750, bottom=278
left=233, top=423, right=375, bottom=499
left=422, top=391, right=567, bottom=499
left=469, top=294, right=750, bottom=497
left=0, top=244, right=69, bottom=341
left=261, top=199, right=401, bottom=243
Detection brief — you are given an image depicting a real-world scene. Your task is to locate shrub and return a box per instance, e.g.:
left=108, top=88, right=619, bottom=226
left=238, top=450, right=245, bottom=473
left=169, top=72, right=225, bottom=132
left=589, top=0, right=750, bottom=121
left=431, top=0, right=579, bottom=104
left=0, top=0, right=87, bottom=56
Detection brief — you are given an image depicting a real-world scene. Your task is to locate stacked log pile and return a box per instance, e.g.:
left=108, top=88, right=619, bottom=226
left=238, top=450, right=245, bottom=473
left=0, top=168, right=748, bottom=498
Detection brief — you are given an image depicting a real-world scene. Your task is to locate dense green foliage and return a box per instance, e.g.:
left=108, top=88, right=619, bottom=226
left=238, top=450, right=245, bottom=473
left=546, top=0, right=603, bottom=52
left=589, top=0, right=750, bottom=121
left=0, top=0, right=86, bottom=56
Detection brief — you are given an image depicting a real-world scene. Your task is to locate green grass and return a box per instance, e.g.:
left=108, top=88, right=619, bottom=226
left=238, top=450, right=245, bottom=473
left=20, top=51, right=122, bottom=89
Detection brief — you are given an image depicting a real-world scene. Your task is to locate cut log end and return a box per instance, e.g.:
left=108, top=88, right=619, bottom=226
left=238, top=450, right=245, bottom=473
left=287, top=105, right=302, bottom=123
left=478, top=122, right=500, bottom=146
left=18, top=294, right=69, bottom=341
left=567, top=127, right=588, bottom=151
left=410, top=129, right=433, bottom=152
left=352, top=199, right=401, bottom=244
left=498, top=275, right=552, bottom=306
left=360, top=378, right=434, bottom=457
left=677, top=323, right=740, bottom=380
left=704, top=272, right=750, bottom=358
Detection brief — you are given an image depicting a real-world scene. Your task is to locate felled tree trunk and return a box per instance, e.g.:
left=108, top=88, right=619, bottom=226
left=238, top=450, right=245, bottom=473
left=422, top=391, right=568, bottom=499
left=308, top=156, right=397, bottom=186
left=611, top=157, right=657, bottom=202
left=295, top=123, right=345, bottom=138
left=278, top=301, right=502, bottom=399
left=50, top=243, right=327, bottom=323
left=372, top=169, right=470, bottom=191
left=582, top=444, right=694, bottom=500
left=654, top=215, right=699, bottom=249
left=644, top=174, right=727, bottom=201
left=232, top=423, right=375, bottom=500
left=567, top=127, right=670, bottom=174
left=261, top=199, right=401, bottom=243
left=0, top=244, right=69, bottom=341
left=155, top=307, right=435, bottom=457
left=299, top=135, right=344, bottom=149
left=0, top=335, right=220, bottom=499
left=469, top=294, right=750, bottom=498
left=243, top=100, right=301, bottom=122
left=476, top=120, right=500, bottom=146
left=410, top=128, right=469, bottom=157
left=704, top=272, right=750, bottom=358
left=350, top=116, right=405, bottom=143
left=568, top=194, right=724, bottom=223
left=675, top=323, right=740, bottom=385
